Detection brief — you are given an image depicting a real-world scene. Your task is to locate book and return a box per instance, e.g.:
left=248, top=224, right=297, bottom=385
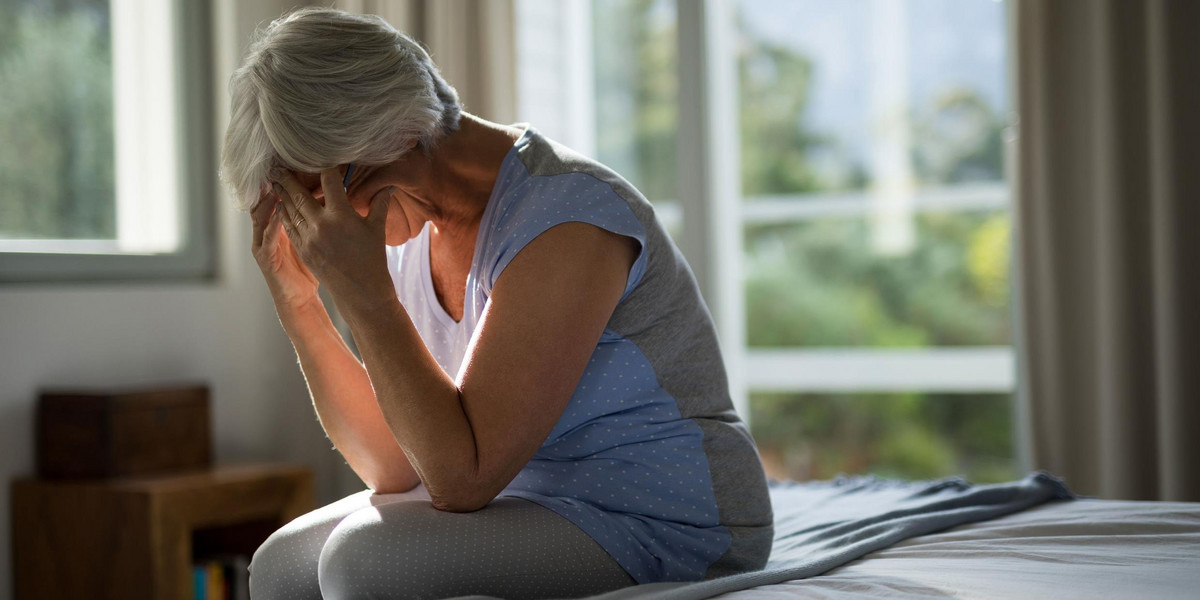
left=206, top=561, right=224, bottom=600
left=192, top=565, right=207, bottom=600
left=195, top=552, right=252, bottom=599
left=193, top=553, right=251, bottom=600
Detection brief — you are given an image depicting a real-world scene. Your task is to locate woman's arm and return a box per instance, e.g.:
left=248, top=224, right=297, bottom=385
left=276, top=298, right=422, bottom=494
left=337, top=223, right=636, bottom=511
left=249, top=184, right=419, bottom=494
left=276, top=169, right=637, bottom=512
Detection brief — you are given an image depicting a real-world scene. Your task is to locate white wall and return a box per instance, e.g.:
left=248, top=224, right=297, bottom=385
left=0, top=1, right=358, bottom=595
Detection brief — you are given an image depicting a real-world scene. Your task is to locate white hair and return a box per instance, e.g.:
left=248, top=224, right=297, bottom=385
left=219, top=7, right=461, bottom=211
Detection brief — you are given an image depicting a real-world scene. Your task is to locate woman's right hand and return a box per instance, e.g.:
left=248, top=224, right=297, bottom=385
left=251, top=189, right=321, bottom=309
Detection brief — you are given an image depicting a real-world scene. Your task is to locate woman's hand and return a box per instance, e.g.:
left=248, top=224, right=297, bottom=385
left=274, top=168, right=396, bottom=312
left=250, top=189, right=320, bottom=309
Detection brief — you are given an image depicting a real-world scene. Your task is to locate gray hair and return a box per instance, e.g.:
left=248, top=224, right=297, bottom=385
left=219, top=7, right=461, bottom=211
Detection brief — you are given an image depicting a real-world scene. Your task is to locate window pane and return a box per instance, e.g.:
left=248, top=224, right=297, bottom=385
left=745, top=209, right=1011, bottom=347
left=0, top=0, right=115, bottom=241
left=737, top=0, right=1007, bottom=196
left=593, top=0, right=678, bottom=206
left=750, top=391, right=1016, bottom=483
left=737, top=0, right=1010, bottom=348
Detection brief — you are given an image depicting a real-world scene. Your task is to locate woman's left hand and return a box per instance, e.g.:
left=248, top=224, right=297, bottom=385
left=274, top=168, right=395, bottom=310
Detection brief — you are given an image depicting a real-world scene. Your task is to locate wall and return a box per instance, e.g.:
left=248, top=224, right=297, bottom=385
left=0, top=1, right=358, bottom=595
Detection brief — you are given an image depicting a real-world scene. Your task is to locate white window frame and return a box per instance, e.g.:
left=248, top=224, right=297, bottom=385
left=0, top=0, right=215, bottom=282
left=674, top=0, right=1016, bottom=421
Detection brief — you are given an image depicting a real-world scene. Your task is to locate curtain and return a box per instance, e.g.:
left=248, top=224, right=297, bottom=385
left=1014, top=0, right=1200, bottom=501
left=336, top=0, right=517, bottom=124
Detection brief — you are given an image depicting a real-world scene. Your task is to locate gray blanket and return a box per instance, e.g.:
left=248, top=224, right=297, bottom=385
left=589, top=472, right=1073, bottom=600
left=452, top=472, right=1073, bottom=600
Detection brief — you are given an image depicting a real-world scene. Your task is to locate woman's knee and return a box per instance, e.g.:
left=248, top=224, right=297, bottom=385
left=249, top=491, right=378, bottom=600
left=317, top=502, right=442, bottom=600
left=251, top=488, right=377, bottom=571
left=248, top=524, right=323, bottom=600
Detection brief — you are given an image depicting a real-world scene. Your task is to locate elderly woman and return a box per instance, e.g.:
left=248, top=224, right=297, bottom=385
left=221, top=7, right=772, bottom=600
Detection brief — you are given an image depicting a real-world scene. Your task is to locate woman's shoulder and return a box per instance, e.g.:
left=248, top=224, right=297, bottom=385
left=510, top=127, right=654, bottom=216
left=478, top=127, right=655, bottom=297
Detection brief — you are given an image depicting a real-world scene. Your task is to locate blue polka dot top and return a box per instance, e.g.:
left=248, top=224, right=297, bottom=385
left=386, top=125, right=774, bottom=584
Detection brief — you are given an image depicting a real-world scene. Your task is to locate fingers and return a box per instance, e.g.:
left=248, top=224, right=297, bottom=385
left=274, top=183, right=304, bottom=243
left=368, top=186, right=391, bottom=228
left=277, top=171, right=321, bottom=222
left=251, top=188, right=277, bottom=249
left=319, top=168, right=352, bottom=213
left=262, top=202, right=285, bottom=249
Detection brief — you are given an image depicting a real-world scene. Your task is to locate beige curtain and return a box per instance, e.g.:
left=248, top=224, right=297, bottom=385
left=1014, top=0, right=1200, bottom=501
left=336, top=0, right=517, bottom=124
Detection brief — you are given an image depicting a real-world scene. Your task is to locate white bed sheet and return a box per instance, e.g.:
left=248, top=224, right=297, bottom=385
left=711, top=499, right=1200, bottom=599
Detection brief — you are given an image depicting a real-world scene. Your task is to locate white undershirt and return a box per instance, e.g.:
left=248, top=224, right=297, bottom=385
left=384, top=222, right=478, bottom=379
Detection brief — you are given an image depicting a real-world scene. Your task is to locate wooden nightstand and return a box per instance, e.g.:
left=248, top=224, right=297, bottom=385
left=11, top=463, right=313, bottom=600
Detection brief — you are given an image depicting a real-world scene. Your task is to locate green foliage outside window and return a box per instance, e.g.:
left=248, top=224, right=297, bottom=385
left=751, top=392, right=1015, bottom=484
left=731, top=1, right=1015, bottom=483
left=0, top=0, right=114, bottom=240
left=593, top=0, right=677, bottom=203
left=745, top=210, right=1011, bottom=348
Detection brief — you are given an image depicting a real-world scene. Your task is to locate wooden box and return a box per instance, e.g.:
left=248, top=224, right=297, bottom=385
left=37, top=384, right=212, bottom=479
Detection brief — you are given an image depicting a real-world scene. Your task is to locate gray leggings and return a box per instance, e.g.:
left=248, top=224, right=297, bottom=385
left=248, top=483, right=637, bottom=599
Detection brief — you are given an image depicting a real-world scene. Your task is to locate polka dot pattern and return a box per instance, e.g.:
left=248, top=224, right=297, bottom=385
left=383, top=126, right=733, bottom=585
left=478, top=168, right=648, bottom=304
left=500, top=338, right=730, bottom=584
left=248, top=491, right=635, bottom=599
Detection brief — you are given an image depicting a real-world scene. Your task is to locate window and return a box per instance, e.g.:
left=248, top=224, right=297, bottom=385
left=517, top=0, right=1016, bottom=483
left=516, top=0, right=681, bottom=235
left=0, top=0, right=214, bottom=281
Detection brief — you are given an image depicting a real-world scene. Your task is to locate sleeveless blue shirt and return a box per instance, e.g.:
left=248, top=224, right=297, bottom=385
left=385, top=125, right=773, bottom=584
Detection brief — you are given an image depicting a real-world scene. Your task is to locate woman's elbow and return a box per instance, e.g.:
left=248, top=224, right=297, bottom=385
left=429, top=486, right=493, bottom=512
left=367, top=471, right=421, bottom=495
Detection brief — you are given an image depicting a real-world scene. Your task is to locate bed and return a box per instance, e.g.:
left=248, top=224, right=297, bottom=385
left=713, top=497, right=1200, bottom=599
left=545, top=473, right=1200, bottom=600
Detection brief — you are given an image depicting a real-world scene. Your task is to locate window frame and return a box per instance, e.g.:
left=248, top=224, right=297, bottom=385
left=673, top=0, right=1017, bottom=416
left=0, top=0, right=215, bottom=283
